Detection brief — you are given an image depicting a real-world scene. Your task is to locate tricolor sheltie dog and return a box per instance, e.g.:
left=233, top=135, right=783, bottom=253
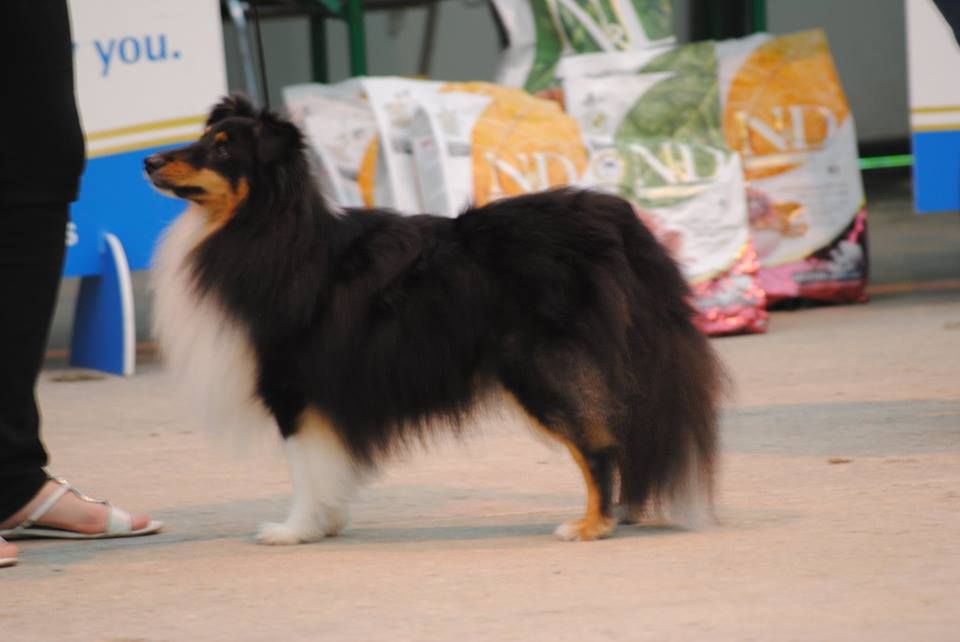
left=146, top=95, right=722, bottom=544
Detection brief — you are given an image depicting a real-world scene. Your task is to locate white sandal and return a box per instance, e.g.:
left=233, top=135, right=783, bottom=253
left=0, top=477, right=163, bottom=540
left=0, top=536, right=16, bottom=568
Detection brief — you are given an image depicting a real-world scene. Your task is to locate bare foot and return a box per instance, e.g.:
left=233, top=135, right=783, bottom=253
left=0, top=480, right=152, bottom=534
left=0, top=537, right=17, bottom=565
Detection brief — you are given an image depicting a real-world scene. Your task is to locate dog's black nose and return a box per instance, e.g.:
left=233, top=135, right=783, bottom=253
left=144, top=154, right=166, bottom=173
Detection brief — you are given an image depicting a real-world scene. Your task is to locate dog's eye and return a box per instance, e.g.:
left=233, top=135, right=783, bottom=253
left=214, top=143, right=229, bottom=159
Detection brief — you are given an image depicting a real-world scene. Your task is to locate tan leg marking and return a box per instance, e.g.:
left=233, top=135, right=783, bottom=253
left=499, top=389, right=616, bottom=541
left=554, top=443, right=617, bottom=541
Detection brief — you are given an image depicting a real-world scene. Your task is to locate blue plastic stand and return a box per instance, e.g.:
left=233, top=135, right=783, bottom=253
left=70, top=233, right=135, bottom=376
left=64, top=143, right=185, bottom=376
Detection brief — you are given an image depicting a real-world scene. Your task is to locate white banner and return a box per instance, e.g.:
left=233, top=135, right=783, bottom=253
left=68, top=0, right=228, bottom=158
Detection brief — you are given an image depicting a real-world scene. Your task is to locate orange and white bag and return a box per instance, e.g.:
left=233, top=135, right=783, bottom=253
left=716, top=30, right=868, bottom=305
left=364, top=78, right=589, bottom=215
left=283, top=80, right=385, bottom=208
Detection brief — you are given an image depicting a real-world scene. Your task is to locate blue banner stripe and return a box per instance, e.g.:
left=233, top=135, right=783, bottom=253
left=65, top=142, right=189, bottom=277
left=911, top=131, right=960, bottom=214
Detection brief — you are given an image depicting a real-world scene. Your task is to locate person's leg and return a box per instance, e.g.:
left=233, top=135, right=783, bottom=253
left=0, top=2, right=156, bottom=546
left=0, top=1, right=81, bottom=526
left=0, top=203, right=67, bottom=524
left=0, top=204, right=154, bottom=536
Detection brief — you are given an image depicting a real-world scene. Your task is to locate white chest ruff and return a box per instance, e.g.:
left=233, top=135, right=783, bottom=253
left=151, top=206, right=274, bottom=446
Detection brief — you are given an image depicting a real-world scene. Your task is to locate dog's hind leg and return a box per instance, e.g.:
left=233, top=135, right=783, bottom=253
left=257, top=408, right=360, bottom=545
left=554, top=443, right=618, bottom=541
left=505, top=392, right=619, bottom=541
left=499, top=354, right=620, bottom=541
left=613, top=492, right=665, bottom=526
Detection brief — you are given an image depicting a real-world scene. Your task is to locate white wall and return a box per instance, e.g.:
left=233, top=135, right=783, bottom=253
left=766, top=0, right=908, bottom=142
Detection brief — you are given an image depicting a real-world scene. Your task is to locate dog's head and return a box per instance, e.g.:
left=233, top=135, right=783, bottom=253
left=145, top=94, right=303, bottom=227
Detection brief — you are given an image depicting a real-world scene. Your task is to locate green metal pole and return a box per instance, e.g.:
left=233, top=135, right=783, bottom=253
left=344, top=0, right=367, bottom=77
left=751, top=0, right=766, bottom=33
left=310, top=14, right=329, bottom=83
left=707, top=1, right=721, bottom=40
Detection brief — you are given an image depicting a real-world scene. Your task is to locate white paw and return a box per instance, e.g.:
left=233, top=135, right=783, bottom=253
left=324, top=506, right=349, bottom=536
left=553, top=520, right=584, bottom=542
left=553, top=517, right=616, bottom=542
left=256, top=521, right=323, bottom=545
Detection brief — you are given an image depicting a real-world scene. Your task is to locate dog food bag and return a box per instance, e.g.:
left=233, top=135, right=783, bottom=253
left=363, top=77, right=448, bottom=213
left=436, top=82, right=589, bottom=207
left=554, top=45, right=667, bottom=81
left=491, top=0, right=674, bottom=94
left=366, top=78, right=590, bottom=215
left=716, top=30, right=868, bottom=305
left=408, top=91, right=494, bottom=217
left=564, top=42, right=767, bottom=335
left=283, top=81, right=385, bottom=208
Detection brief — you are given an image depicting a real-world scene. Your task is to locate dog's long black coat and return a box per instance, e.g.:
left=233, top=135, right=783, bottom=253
left=165, top=98, right=722, bottom=521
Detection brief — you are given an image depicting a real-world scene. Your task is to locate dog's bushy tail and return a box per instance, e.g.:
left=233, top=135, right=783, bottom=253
left=610, top=197, right=725, bottom=528
left=623, top=323, right=722, bottom=528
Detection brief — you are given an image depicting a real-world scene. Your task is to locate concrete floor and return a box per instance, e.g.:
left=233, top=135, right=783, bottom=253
left=4, top=169, right=960, bottom=641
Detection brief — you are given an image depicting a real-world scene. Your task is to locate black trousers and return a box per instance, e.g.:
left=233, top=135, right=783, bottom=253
left=933, top=0, right=960, bottom=47
left=0, top=205, right=69, bottom=521
left=0, top=0, right=85, bottom=522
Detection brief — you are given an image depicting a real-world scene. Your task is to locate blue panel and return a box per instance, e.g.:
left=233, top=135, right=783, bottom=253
left=70, top=234, right=135, bottom=376
left=64, top=143, right=188, bottom=277
left=911, top=130, right=960, bottom=214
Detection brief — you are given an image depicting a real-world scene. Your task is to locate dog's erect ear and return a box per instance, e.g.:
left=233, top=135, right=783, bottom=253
left=207, top=94, right=257, bottom=126
left=255, top=111, right=304, bottom=164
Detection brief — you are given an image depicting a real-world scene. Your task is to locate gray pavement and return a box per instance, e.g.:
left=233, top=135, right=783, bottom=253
left=4, top=171, right=960, bottom=641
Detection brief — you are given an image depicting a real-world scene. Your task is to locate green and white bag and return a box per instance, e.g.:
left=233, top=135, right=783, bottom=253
left=565, top=44, right=745, bottom=282
left=564, top=42, right=768, bottom=334
left=492, top=0, right=674, bottom=93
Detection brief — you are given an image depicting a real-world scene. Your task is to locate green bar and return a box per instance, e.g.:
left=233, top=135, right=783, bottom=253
left=751, top=0, right=767, bottom=33
left=858, top=154, right=914, bottom=170
left=310, top=14, right=328, bottom=83
left=707, top=2, right=721, bottom=40
left=344, top=0, right=367, bottom=77
left=312, top=0, right=343, bottom=16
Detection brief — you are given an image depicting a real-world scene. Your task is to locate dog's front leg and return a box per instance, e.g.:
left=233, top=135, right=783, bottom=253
left=257, top=410, right=359, bottom=545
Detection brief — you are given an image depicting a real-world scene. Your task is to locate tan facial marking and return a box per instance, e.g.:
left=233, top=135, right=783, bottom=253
left=154, top=159, right=198, bottom=182
left=214, top=131, right=229, bottom=143
left=191, top=171, right=249, bottom=231
left=154, top=159, right=249, bottom=232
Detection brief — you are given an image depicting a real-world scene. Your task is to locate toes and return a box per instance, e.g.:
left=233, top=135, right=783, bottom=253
left=131, top=514, right=152, bottom=531
left=0, top=539, right=18, bottom=561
